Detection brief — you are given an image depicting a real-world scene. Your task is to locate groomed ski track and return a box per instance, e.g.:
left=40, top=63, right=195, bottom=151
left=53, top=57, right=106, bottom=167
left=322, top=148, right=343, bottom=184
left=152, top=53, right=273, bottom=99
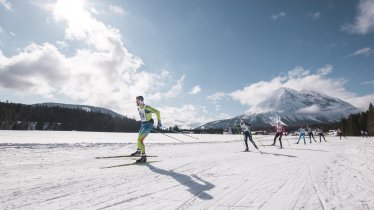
left=1, top=131, right=373, bottom=210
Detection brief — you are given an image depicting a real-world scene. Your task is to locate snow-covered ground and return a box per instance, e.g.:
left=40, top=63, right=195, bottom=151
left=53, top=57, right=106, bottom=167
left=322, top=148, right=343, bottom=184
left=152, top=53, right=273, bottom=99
left=1, top=131, right=373, bottom=210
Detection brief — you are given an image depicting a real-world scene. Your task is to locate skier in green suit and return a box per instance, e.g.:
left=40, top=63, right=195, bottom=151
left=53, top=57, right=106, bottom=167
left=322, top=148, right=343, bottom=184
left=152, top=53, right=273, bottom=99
left=130, top=96, right=162, bottom=163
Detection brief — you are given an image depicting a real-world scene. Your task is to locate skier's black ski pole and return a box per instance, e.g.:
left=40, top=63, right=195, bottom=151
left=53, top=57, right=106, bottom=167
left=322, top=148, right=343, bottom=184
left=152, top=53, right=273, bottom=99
left=166, top=129, right=199, bottom=140
left=152, top=129, right=184, bottom=143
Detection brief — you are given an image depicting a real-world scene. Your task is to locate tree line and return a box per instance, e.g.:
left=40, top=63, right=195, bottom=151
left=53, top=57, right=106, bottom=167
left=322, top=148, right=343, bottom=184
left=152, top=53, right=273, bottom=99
left=338, top=103, right=374, bottom=136
left=0, top=101, right=141, bottom=132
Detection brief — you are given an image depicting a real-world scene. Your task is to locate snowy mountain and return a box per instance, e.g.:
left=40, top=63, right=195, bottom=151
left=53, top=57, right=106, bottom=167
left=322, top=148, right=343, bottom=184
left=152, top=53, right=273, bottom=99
left=200, top=87, right=361, bottom=129
left=33, top=103, right=124, bottom=118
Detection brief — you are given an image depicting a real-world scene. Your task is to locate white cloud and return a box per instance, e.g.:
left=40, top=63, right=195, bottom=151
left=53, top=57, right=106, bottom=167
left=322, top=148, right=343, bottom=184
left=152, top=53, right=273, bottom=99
left=159, top=104, right=214, bottom=128
left=230, top=65, right=373, bottom=111
left=297, top=105, right=321, bottom=113
left=0, top=0, right=182, bottom=119
left=149, top=75, right=185, bottom=101
left=361, top=80, right=374, bottom=86
left=342, top=0, right=374, bottom=35
left=308, top=12, right=321, bottom=20
left=344, top=47, right=372, bottom=58
left=271, top=12, right=286, bottom=20
left=188, top=85, right=201, bottom=95
left=207, top=92, right=226, bottom=104
left=108, top=5, right=125, bottom=16
left=0, top=0, right=11, bottom=10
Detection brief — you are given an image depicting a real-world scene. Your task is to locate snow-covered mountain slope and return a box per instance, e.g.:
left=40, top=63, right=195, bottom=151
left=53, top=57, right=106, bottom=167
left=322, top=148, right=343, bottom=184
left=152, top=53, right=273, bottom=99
left=1, top=131, right=373, bottom=209
left=201, top=87, right=361, bottom=129
left=34, top=102, right=124, bottom=118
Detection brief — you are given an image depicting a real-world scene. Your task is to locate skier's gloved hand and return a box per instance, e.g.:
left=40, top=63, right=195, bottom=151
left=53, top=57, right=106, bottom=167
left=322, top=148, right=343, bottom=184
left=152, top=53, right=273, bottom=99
left=157, top=121, right=162, bottom=129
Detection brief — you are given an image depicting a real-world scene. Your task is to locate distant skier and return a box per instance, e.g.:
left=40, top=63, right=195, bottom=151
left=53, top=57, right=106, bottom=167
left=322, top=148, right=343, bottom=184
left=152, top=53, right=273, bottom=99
left=316, top=128, right=327, bottom=142
left=361, top=130, right=365, bottom=138
left=239, top=118, right=259, bottom=152
left=307, top=126, right=317, bottom=143
left=296, top=126, right=306, bottom=144
left=271, top=122, right=285, bottom=148
left=337, top=128, right=347, bottom=140
left=130, top=96, right=162, bottom=163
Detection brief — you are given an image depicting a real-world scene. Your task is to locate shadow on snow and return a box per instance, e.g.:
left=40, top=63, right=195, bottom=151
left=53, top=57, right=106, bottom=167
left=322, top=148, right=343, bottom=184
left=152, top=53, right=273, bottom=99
left=145, top=163, right=215, bottom=200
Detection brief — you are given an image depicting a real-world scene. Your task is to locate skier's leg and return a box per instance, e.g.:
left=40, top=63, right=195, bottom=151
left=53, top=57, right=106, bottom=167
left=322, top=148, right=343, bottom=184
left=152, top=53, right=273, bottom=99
left=323, top=134, right=327, bottom=142
left=249, top=134, right=258, bottom=149
left=297, top=135, right=301, bottom=144
left=303, top=134, right=306, bottom=144
left=137, top=123, right=153, bottom=155
left=309, top=133, right=312, bottom=143
left=312, top=133, right=316, bottom=142
left=244, top=133, right=249, bottom=150
left=279, top=134, right=283, bottom=148
left=136, top=124, right=146, bottom=150
left=272, top=133, right=278, bottom=145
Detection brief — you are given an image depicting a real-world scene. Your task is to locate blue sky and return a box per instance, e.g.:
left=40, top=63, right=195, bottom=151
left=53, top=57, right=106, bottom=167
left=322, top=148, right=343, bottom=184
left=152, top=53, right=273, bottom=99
left=0, top=0, right=373, bottom=127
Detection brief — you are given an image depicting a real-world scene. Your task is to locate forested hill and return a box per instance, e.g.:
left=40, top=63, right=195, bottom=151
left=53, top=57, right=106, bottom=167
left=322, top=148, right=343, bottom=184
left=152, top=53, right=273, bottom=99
left=0, top=101, right=140, bottom=132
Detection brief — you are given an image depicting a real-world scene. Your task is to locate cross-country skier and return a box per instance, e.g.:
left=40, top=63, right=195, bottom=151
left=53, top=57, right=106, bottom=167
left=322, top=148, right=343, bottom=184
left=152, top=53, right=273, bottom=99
left=130, top=96, right=162, bottom=163
left=316, top=128, right=327, bottom=142
left=296, top=126, right=306, bottom=144
left=307, top=125, right=317, bottom=143
left=337, top=128, right=347, bottom=140
left=239, top=118, right=259, bottom=152
left=271, top=122, right=285, bottom=148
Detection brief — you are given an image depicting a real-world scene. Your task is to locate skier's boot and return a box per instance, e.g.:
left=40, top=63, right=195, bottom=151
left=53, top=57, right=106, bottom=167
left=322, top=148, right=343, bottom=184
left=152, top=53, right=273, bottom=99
left=244, top=148, right=249, bottom=152
left=130, top=149, right=141, bottom=157
left=136, top=155, right=147, bottom=163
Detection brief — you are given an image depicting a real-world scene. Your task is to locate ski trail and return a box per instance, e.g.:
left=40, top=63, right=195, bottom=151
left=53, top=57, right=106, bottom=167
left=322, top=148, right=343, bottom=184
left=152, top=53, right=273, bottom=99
left=308, top=164, right=326, bottom=210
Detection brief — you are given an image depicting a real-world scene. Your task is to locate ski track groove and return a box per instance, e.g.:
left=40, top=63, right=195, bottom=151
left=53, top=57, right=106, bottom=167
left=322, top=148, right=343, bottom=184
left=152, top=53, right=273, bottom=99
left=307, top=164, right=326, bottom=210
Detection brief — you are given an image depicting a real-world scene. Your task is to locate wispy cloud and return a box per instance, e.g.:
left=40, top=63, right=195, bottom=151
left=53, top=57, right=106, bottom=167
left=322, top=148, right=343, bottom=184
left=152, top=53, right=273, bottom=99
left=361, top=80, right=374, bottom=86
left=189, top=85, right=201, bottom=95
left=0, top=0, right=11, bottom=10
left=344, top=47, right=372, bottom=58
left=342, top=0, right=374, bottom=35
left=55, top=40, right=68, bottom=49
left=297, top=105, right=321, bottom=113
left=207, top=92, right=226, bottom=104
left=108, top=5, right=125, bottom=16
left=271, top=12, right=286, bottom=20
left=308, top=11, right=321, bottom=20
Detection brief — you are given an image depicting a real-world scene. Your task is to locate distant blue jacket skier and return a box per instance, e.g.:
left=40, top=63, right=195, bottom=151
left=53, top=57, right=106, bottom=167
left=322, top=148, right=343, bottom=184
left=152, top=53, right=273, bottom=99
left=296, top=126, right=306, bottom=144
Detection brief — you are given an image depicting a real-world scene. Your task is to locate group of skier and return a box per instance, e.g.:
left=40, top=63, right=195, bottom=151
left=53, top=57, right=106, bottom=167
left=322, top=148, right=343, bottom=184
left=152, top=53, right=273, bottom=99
left=234, top=119, right=333, bottom=152
left=296, top=125, right=327, bottom=144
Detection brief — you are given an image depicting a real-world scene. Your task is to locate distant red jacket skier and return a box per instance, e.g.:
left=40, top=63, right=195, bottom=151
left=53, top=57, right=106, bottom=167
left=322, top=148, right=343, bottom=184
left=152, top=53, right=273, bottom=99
left=271, top=122, right=285, bottom=148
